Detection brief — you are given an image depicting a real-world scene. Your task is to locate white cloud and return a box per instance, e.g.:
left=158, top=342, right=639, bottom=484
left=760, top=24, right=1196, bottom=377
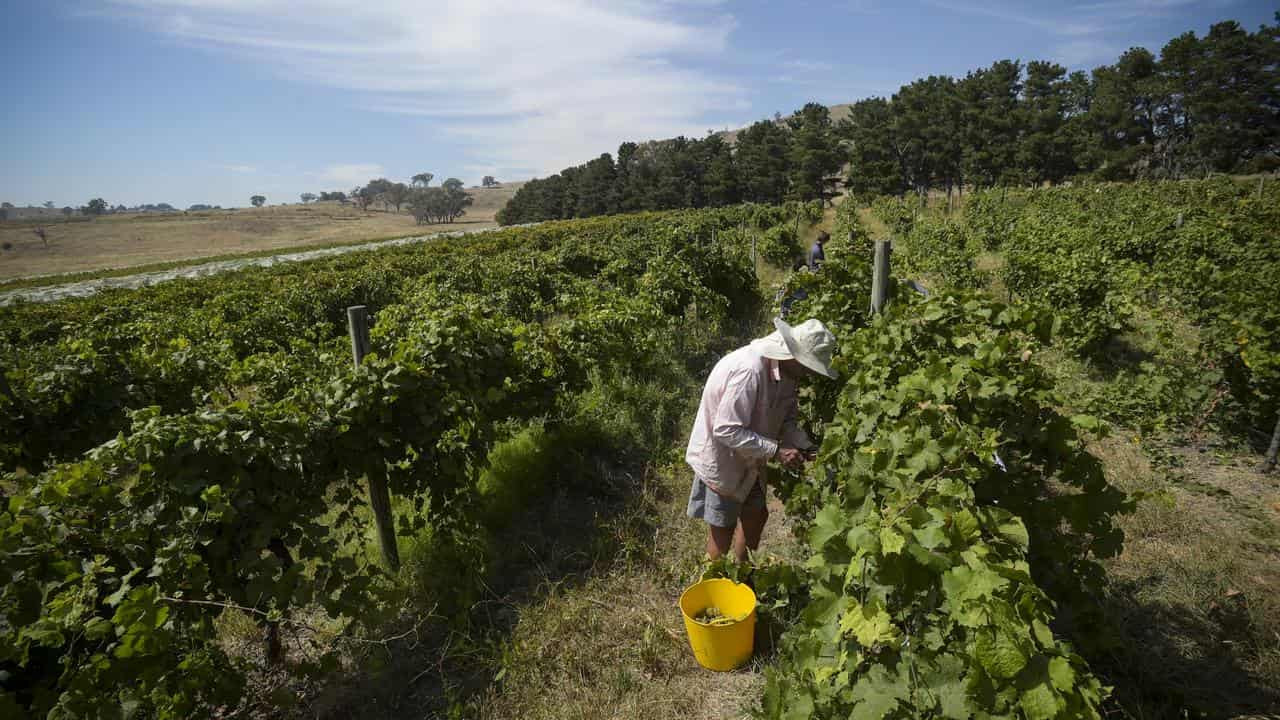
left=1052, top=39, right=1123, bottom=68
left=319, top=163, right=386, bottom=188
left=104, top=1, right=744, bottom=179
left=782, top=59, right=834, bottom=72
left=923, top=0, right=1102, bottom=36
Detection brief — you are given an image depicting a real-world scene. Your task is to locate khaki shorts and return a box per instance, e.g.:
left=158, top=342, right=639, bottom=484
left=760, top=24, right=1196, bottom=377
left=686, top=476, right=766, bottom=529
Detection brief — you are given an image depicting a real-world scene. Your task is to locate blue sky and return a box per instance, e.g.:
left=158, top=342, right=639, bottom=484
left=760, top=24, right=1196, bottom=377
left=1, top=0, right=1274, bottom=209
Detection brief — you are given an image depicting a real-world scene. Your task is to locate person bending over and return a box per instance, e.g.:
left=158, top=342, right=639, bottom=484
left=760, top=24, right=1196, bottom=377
left=685, top=317, right=838, bottom=561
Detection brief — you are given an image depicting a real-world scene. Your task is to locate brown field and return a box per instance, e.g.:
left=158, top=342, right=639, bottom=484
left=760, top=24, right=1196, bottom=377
left=0, top=183, right=522, bottom=282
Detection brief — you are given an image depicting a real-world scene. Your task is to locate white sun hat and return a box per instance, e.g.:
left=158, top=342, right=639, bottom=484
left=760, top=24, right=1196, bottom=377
left=749, top=317, right=839, bottom=379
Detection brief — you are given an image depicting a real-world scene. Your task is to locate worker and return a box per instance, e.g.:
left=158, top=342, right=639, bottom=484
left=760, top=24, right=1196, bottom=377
left=777, top=261, right=809, bottom=320
left=808, top=231, right=828, bottom=271
left=685, top=317, right=838, bottom=561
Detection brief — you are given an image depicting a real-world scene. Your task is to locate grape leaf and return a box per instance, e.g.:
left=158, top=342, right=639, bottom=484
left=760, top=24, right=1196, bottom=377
left=974, top=629, right=1028, bottom=679
left=879, top=526, right=906, bottom=555
left=839, top=600, right=900, bottom=649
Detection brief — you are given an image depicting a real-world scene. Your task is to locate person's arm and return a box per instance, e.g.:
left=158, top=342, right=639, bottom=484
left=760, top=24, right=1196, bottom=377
left=711, top=368, right=779, bottom=461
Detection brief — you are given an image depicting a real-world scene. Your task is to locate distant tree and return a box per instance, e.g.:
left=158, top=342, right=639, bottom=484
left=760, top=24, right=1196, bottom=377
left=84, top=198, right=108, bottom=216
left=358, top=178, right=395, bottom=211
left=384, top=182, right=411, bottom=213
left=61, top=206, right=73, bottom=216
left=838, top=97, right=907, bottom=199
left=1086, top=48, right=1160, bottom=179
left=735, top=120, right=792, bottom=204
left=351, top=186, right=368, bottom=211
left=188, top=204, right=214, bottom=211
left=441, top=178, right=473, bottom=222
left=318, top=191, right=347, bottom=202
left=481, top=175, right=498, bottom=188
left=1018, top=61, right=1076, bottom=184
left=1156, top=20, right=1279, bottom=176
left=113, top=204, right=128, bottom=213
left=893, top=75, right=962, bottom=195
left=1, top=202, right=12, bottom=209
left=410, top=187, right=446, bottom=224
left=956, top=60, right=1024, bottom=188
left=42, top=201, right=54, bottom=209
left=569, top=154, right=618, bottom=216
left=699, top=134, right=739, bottom=207
left=411, top=172, right=434, bottom=188
left=497, top=174, right=568, bottom=224
left=300, top=192, right=317, bottom=203
left=250, top=195, right=266, bottom=207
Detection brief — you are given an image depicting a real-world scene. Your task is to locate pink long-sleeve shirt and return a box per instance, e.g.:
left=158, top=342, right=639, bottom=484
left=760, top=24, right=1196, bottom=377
left=685, top=346, right=813, bottom=502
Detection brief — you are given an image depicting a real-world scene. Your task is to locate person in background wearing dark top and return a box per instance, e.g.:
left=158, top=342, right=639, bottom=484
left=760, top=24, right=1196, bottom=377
left=778, top=260, right=808, bottom=320
left=808, top=231, right=827, bottom=271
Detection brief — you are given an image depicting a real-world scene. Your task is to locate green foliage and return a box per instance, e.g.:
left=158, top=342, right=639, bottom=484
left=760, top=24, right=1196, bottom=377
left=871, top=196, right=917, bottom=239
left=757, top=253, right=1128, bottom=719
left=499, top=104, right=841, bottom=225
left=846, top=18, right=1277, bottom=195
left=761, top=225, right=801, bottom=268
left=0, top=204, right=800, bottom=717
left=410, top=181, right=472, bottom=224
left=964, top=189, right=1025, bottom=251
left=786, top=103, right=843, bottom=202
left=830, top=199, right=874, bottom=258
left=974, top=177, right=1280, bottom=427
left=757, top=286, right=1121, bottom=717
left=737, top=120, right=793, bottom=204
left=898, top=216, right=984, bottom=290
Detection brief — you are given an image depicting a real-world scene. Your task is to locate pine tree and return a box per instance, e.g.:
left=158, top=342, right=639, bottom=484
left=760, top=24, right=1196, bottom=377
left=735, top=120, right=791, bottom=204
left=786, top=103, right=842, bottom=202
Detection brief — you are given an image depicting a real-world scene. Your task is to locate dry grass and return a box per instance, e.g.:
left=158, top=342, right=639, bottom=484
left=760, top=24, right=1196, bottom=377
left=1088, top=432, right=1280, bottom=717
left=0, top=184, right=521, bottom=281
left=473, top=464, right=801, bottom=720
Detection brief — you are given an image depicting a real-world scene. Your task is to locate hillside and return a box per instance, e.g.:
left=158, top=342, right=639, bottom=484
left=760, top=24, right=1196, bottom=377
left=717, top=102, right=854, bottom=145
left=0, top=183, right=523, bottom=283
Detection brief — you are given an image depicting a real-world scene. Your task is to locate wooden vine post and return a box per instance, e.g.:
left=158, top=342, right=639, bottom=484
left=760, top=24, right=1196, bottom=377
left=348, top=305, right=401, bottom=572
left=1261, top=413, right=1280, bottom=474
left=870, top=240, right=892, bottom=315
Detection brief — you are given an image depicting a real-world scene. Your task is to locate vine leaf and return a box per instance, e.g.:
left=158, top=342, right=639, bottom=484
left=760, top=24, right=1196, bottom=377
left=879, top=526, right=906, bottom=555
left=839, top=600, right=900, bottom=649
left=974, top=629, right=1028, bottom=679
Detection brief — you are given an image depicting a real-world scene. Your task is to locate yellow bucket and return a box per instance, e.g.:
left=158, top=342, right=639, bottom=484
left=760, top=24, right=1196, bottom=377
left=678, top=578, right=757, bottom=671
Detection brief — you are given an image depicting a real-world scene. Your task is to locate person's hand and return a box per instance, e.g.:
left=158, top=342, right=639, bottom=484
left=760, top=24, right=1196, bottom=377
left=776, top=446, right=806, bottom=469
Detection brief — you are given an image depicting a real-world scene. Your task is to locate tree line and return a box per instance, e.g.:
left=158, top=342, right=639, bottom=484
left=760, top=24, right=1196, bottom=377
left=498, top=17, right=1277, bottom=225
left=496, top=104, right=842, bottom=225
left=297, top=172, right=475, bottom=224
left=845, top=17, right=1277, bottom=199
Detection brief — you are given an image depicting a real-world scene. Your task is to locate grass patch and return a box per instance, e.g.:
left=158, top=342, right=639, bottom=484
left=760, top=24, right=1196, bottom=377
left=1080, top=430, right=1280, bottom=718
left=0, top=227, right=479, bottom=293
